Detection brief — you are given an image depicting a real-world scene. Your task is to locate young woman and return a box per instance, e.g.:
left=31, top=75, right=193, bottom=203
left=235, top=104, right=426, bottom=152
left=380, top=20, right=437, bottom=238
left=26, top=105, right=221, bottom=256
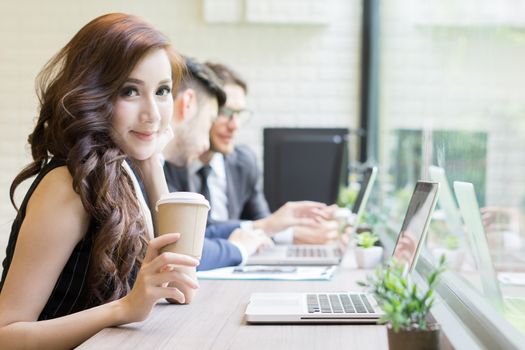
left=0, top=13, right=199, bottom=349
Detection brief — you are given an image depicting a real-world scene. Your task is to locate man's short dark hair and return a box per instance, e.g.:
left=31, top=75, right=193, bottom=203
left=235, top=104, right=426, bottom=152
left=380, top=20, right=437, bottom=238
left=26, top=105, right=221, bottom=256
left=179, top=57, right=226, bottom=107
left=205, top=62, right=247, bottom=94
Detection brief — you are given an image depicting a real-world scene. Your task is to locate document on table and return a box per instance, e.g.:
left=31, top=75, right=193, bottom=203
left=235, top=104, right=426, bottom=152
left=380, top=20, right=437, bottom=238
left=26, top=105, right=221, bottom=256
left=197, top=265, right=337, bottom=281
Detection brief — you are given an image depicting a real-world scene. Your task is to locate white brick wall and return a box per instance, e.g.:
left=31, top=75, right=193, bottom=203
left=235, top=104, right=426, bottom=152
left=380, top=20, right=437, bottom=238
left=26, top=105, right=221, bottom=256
left=0, top=0, right=362, bottom=259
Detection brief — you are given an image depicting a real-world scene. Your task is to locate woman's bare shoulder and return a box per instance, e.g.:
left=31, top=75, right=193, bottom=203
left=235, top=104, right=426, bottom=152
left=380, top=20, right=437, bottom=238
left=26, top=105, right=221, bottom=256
left=25, top=165, right=89, bottom=240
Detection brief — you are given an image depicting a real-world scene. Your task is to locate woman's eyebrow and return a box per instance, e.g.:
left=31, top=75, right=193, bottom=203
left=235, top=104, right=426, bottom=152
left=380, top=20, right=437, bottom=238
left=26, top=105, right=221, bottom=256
left=124, top=78, right=144, bottom=85
left=124, top=78, right=172, bottom=85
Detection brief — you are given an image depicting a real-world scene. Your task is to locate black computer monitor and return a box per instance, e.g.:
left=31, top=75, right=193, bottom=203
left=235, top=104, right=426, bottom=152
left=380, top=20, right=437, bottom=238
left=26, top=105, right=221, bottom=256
left=263, top=128, right=349, bottom=212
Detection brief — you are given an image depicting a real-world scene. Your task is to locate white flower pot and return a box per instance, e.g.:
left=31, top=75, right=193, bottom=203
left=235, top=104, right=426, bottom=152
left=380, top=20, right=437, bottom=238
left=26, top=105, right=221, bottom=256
left=355, top=246, right=383, bottom=269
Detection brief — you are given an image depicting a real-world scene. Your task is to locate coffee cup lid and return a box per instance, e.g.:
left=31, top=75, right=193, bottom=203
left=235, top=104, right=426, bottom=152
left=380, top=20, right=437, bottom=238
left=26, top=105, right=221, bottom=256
left=156, top=192, right=210, bottom=211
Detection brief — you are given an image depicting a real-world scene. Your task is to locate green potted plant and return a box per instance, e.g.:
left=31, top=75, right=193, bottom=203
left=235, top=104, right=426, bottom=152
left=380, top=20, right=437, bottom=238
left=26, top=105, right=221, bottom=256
left=354, top=231, right=383, bottom=269
left=359, top=256, right=446, bottom=350
left=337, top=185, right=358, bottom=209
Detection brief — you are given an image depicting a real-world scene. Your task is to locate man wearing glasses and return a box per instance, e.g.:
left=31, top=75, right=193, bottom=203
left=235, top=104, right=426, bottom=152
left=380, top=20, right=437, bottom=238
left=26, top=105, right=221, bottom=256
left=172, top=62, right=339, bottom=245
left=163, top=58, right=328, bottom=272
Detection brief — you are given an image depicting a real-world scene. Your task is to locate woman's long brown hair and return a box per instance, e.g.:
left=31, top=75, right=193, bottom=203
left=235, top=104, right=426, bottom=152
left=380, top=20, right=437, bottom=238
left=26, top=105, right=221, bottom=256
left=9, top=13, right=183, bottom=303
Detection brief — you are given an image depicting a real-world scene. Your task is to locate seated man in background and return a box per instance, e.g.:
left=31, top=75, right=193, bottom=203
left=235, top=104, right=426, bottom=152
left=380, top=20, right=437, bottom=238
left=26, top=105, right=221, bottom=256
left=166, top=61, right=338, bottom=245
left=163, top=57, right=272, bottom=270
left=163, top=57, right=328, bottom=269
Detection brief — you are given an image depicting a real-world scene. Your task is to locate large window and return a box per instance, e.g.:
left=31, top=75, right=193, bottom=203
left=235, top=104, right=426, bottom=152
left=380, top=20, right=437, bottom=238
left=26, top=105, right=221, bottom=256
left=371, top=0, right=525, bottom=343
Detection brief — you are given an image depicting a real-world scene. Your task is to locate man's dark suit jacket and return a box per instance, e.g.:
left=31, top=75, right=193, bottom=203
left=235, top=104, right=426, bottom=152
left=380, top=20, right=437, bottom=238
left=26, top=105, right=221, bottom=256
left=164, top=145, right=271, bottom=226
left=163, top=161, right=245, bottom=271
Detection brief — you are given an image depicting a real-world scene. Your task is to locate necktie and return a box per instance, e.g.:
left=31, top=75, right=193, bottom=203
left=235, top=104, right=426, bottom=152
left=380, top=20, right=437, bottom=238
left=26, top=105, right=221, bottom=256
left=197, top=165, right=212, bottom=203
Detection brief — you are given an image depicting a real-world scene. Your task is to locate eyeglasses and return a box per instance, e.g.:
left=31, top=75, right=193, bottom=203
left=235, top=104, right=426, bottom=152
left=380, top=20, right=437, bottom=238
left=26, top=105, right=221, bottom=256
left=216, top=107, right=253, bottom=126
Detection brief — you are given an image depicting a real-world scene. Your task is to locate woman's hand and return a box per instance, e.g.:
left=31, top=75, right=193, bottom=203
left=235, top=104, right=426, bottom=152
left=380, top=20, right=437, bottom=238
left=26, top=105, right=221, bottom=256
left=117, top=233, right=199, bottom=324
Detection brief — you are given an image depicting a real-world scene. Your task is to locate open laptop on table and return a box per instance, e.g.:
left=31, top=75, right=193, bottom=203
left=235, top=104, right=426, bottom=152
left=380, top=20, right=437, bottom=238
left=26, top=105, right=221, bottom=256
left=453, top=182, right=525, bottom=315
left=246, top=166, right=378, bottom=266
left=245, top=181, right=439, bottom=324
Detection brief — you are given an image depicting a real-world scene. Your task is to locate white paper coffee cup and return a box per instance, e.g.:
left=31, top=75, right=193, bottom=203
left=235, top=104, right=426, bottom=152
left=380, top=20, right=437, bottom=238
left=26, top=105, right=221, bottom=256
left=156, top=192, right=210, bottom=258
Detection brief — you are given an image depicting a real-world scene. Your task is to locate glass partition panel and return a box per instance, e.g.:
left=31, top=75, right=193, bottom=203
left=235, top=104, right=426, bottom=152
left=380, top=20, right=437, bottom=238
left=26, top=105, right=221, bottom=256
left=375, top=0, right=525, bottom=336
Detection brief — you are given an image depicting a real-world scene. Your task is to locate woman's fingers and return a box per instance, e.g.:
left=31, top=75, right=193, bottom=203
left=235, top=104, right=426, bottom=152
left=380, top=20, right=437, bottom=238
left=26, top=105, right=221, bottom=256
left=143, top=233, right=181, bottom=263
left=149, top=270, right=199, bottom=289
left=145, top=252, right=199, bottom=273
left=152, top=286, right=186, bottom=304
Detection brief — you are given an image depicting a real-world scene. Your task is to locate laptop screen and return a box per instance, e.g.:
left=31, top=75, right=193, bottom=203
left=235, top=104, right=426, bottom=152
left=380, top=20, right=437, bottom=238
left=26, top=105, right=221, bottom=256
left=392, top=182, right=439, bottom=271
left=352, top=167, right=377, bottom=214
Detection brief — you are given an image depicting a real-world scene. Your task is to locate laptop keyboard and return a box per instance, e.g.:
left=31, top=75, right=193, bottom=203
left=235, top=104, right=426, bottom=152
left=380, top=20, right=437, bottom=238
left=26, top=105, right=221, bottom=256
left=287, top=246, right=333, bottom=258
left=307, top=293, right=375, bottom=314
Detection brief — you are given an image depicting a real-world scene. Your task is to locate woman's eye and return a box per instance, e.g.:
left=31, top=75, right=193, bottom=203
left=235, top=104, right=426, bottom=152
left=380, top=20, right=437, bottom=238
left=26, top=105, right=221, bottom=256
left=121, top=86, right=138, bottom=97
left=157, top=86, right=171, bottom=96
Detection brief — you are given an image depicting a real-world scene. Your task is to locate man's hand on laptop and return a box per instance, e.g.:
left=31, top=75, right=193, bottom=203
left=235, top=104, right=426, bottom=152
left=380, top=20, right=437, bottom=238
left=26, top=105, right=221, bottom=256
left=292, top=220, right=338, bottom=245
left=252, top=201, right=331, bottom=235
left=228, top=228, right=275, bottom=256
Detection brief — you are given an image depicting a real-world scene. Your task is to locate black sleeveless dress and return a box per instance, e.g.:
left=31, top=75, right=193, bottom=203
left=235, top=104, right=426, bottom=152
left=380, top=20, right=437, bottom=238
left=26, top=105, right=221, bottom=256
left=0, top=159, right=137, bottom=320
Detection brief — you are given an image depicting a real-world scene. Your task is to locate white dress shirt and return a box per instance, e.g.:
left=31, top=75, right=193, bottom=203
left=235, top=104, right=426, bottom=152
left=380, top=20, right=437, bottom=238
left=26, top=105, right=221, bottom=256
left=190, top=153, right=229, bottom=221
left=191, top=153, right=294, bottom=245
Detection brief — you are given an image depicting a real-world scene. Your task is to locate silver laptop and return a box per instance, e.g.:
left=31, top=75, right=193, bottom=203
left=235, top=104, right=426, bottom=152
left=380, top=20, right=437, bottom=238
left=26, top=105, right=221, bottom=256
left=246, top=166, right=378, bottom=266
left=453, top=181, right=525, bottom=315
left=348, top=166, right=378, bottom=234
left=245, top=181, right=439, bottom=324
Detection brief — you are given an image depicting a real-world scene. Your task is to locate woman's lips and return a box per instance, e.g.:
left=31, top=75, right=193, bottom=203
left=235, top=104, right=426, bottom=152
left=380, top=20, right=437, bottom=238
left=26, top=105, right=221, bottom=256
left=131, top=130, right=155, bottom=141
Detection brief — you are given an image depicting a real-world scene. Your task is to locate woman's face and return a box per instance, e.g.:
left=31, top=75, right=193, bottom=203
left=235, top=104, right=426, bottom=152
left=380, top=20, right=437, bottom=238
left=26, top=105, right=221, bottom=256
left=112, top=48, right=173, bottom=161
